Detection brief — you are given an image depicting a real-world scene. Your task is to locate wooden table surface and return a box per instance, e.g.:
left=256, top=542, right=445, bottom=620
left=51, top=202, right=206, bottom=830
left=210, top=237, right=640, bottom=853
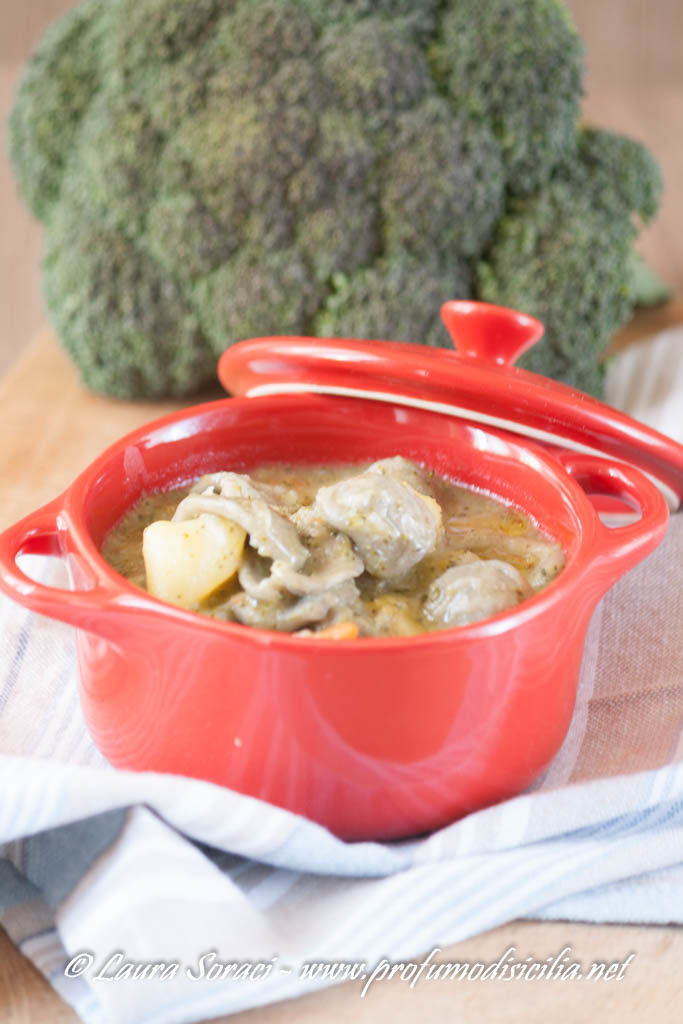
left=2, top=2, right=683, bottom=1021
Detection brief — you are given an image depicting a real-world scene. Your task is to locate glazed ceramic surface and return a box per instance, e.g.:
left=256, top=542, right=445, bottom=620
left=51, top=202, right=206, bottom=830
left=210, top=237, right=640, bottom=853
left=0, top=383, right=669, bottom=839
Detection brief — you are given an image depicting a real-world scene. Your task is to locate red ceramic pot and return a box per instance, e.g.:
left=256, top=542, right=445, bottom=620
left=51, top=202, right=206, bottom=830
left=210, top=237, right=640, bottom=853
left=0, top=303, right=676, bottom=840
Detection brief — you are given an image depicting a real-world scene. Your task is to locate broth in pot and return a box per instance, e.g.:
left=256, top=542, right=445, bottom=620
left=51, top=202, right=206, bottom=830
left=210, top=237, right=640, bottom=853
left=102, top=457, right=565, bottom=637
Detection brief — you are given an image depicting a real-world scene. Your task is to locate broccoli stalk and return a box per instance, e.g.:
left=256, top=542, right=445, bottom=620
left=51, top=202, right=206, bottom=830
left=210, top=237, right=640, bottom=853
left=8, top=0, right=663, bottom=399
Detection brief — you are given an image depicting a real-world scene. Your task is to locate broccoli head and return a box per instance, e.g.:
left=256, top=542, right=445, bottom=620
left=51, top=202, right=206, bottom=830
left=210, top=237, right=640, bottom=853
left=8, top=0, right=662, bottom=399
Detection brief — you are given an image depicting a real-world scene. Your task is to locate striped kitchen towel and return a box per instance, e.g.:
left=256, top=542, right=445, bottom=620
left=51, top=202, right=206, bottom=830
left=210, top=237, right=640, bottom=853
left=0, top=326, right=682, bottom=1024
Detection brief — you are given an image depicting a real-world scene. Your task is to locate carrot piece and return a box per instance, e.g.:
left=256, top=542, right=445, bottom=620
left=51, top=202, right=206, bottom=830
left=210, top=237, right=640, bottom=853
left=314, top=621, right=360, bottom=640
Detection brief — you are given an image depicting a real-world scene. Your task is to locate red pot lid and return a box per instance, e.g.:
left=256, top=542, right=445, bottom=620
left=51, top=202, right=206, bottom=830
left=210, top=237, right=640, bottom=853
left=218, top=301, right=683, bottom=511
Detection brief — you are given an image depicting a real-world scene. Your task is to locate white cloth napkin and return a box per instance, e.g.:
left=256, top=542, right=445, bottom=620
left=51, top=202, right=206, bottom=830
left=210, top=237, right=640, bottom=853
left=0, top=327, right=682, bottom=1024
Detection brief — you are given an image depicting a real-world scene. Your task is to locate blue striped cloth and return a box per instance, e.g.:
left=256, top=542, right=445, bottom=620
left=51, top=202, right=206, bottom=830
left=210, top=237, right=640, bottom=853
left=1, top=329, right=682, bottom=1024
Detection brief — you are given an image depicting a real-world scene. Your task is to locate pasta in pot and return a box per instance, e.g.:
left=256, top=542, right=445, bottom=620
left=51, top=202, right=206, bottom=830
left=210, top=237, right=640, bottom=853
left=102, top=457, right=565, bottom=637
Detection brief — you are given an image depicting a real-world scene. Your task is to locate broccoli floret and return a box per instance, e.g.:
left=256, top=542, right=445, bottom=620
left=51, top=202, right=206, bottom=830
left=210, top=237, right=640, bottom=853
left=315, top=256, right=472, bottom=349
left=433, top=0, right=584, bottom=193
left=320, top=18, right=432, bottom=132
left=296, top=0, right=442, bottom=37
left=574, top=126, right=663, bottom=222
left=8, top=0, right=105, bottom=219
left=381, top=98, right=506, bottom=260
left=297, top=198, right=380, bottom=285
left=43, top=186, right=216, bottom=399
left=194, top=245, right=325, bottom=351
left=477, top=187, right=632, bottom=395
left=8, top=0, right=662, bottom=400
left=477, top=127, right=663, bottom=394
left=106, top=0, right=229, bottom=75
left=74, top=92, right=164, bottom=236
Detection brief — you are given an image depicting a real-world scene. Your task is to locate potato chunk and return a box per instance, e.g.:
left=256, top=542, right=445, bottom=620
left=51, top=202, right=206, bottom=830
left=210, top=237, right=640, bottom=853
left=142, top=514, right=246, bottom=608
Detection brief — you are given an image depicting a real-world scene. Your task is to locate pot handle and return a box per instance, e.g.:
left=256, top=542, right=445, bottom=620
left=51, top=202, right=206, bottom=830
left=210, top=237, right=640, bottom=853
left=557, top=452, right=669, bottom=579
left=0, top=499, right=158, bottom=639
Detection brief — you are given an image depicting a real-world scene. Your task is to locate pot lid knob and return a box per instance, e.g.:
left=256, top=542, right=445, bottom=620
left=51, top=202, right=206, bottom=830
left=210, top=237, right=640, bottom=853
left=441, top=300, right=544, bottom=366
